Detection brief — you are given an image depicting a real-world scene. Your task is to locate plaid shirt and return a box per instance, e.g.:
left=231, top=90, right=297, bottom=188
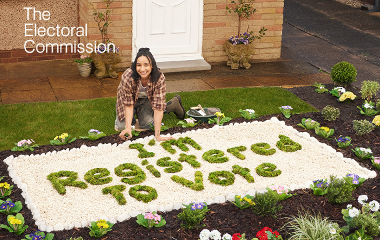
left=116, top=68, right=166, bottom=121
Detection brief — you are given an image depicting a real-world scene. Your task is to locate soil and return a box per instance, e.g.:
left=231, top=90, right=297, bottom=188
left=1, top=84, right=380, bottom=240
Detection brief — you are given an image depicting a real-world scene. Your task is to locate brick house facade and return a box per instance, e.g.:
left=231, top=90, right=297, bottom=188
left=0, top=0, right=284, bottom=69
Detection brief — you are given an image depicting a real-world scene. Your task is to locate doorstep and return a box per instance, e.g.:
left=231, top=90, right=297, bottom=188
left=157, top=59, right=211, bottom=73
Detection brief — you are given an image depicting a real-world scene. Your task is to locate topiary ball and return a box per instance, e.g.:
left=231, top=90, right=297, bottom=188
left=331, top=61, right=357, bottom=86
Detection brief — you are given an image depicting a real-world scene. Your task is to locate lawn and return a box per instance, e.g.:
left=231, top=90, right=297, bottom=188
left=0, top=87, right=317, bottom=151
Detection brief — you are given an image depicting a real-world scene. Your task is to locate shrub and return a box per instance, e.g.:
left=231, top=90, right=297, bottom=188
left=325, top=175, right=355, bottom=204
left=321, top=105, right=340, bottom=121
left=376, top=99, right=380, bottom=111
left=251, top=189, right=282, bottom=217
left=331, top=61, right=357, bottom=86
left=360, top=80, right=380, bottom=102
left=353, top=120, right=374, bottom=136
left=283, top=210, right=340, bottom=240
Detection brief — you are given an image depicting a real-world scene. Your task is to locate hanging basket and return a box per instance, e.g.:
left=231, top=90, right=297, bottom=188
left=77, top=62, right=92, bottom=77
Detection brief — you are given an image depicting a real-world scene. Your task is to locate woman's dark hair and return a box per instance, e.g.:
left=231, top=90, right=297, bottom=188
left=131, top=48, right=161, bottom=83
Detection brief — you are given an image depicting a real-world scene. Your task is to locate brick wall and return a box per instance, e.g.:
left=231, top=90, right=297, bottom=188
left=78, top=0, right=133, bottom=69
left=203, top=0, right=284, bottom=63
left=1, top=0, right=283, bottom=66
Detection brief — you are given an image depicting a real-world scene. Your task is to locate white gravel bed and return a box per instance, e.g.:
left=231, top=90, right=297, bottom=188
left=4, top=117, right=376, bottom=232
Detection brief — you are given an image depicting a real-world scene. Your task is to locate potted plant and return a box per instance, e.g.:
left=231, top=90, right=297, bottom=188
left=89, top=0, right=121, bottom=79
left=74, top=55, right=93, bottom=77
left=224, top=0, right=267, bottom=70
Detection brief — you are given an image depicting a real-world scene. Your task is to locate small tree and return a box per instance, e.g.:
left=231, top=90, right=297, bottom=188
left=226, top=0, right=257, bottom=37
left=89, top=0, right=114, bottom=44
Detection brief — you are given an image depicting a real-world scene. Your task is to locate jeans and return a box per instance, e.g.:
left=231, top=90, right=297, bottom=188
left=115, top=98, right=154, bottom=130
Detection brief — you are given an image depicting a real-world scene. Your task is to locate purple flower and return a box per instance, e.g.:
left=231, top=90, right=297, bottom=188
left=89, top=129, right=101, bottom=134
left=281, top=105, right=293, bottom=110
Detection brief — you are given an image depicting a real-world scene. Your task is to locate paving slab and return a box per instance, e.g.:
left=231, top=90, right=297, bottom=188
left=0, top=60, right=78, bottom=80
left=1, top=89, right=57, bottom=104
left=164, top=61, right=320, bottom=81
left=49, top=75, right=102, bottom=89
left=296, top=73, right=332, bottom=85
left=0, top=78, right=52, bottom=92
left=100, top=78, right=120, bottom=86
left=252, top=75, right=311, bottom=87
left=53, top=86, right=113, bottom=101
left=166, top=78, right=214, bottom=93
left=102, top=85, right=118, bottom=97
left=202, top=76, right=262, bottom=89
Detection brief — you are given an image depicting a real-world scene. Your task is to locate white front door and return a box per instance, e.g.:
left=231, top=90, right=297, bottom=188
left=133, top=0, right=203, bottom=62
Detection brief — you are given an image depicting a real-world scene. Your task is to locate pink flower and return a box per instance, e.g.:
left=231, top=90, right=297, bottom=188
left=80, top=55, right=87, bottom=59
left=154, top=214, right=161, bottom=221
left=144, top=212, right=154, bottom=220
left=374, top=157, right=380, bottom=164
left=185, top=118, right=195, bottom=124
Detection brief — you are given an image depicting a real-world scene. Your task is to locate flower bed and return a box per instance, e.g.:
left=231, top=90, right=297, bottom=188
left=3, top=118, right=375, bottom=232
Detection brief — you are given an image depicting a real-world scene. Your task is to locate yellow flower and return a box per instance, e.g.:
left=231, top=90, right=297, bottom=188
left=240, top=198, right=243, bottom=201
left=215, top=112, right=225, bottom=118
left=320, top=127, right=330, bottom=132
left=373, top=115, right=380, bottom=126
left=249, top=201, right=256, bottom=205
left=339, top=91, right=356, bottom=101
left=0, top=183, right=4, bottom=188
left=54, top=136, right=58, bottom=140
left=96, top=219, right=109, bottom=229
left=236, top=195, right=241, bottom=199
left=9, top=216, right=21, bottom=225
left=3, top=182, right=10, bottom=189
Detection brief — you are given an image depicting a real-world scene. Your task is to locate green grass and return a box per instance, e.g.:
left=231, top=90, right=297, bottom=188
left=0, top=87, right=317, bottom=151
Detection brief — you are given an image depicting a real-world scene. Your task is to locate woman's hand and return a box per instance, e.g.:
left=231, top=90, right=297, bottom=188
left=119, top=127, right=132, bottom=140
left=155, top=135, right=174, bottom=142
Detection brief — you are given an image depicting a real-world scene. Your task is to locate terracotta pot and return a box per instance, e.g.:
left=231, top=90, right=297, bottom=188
left=223, top=40, right=255, bottom=70
left=77, top=62, right=92, bottom=77
left=90, top=52, right=121, bottom=79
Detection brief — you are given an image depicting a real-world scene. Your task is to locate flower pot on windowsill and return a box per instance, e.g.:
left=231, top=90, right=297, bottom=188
left=223, top=40, right=255, bottom=70
left=77, top=62, right=92, bottom=77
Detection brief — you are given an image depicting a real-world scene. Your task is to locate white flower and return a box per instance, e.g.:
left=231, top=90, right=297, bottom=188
left=363, top=103, right=374, bottom=109
left=364, top=148, right=372, bottom=154
left=330, top=228, right=337, bottom=234
left=200, top=229, right=211, bottom=240
left=210, top=230, right=221, bottom=240
left=349, top=207, right=360, bottom=218
left=222, top=233, right=232, bottom=240
left=358, top=195, right=368, bottom=205
left=245, top=109, right=255, bottom=114
left=369, top=200, right=380, bottom=212
left=334, top=87, right=346, bottom=93
left=320, top=86, right=324, bottom=89
left=347, top=204, right=352, bottom=209
left=358, top=237, right=362, bottom=240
